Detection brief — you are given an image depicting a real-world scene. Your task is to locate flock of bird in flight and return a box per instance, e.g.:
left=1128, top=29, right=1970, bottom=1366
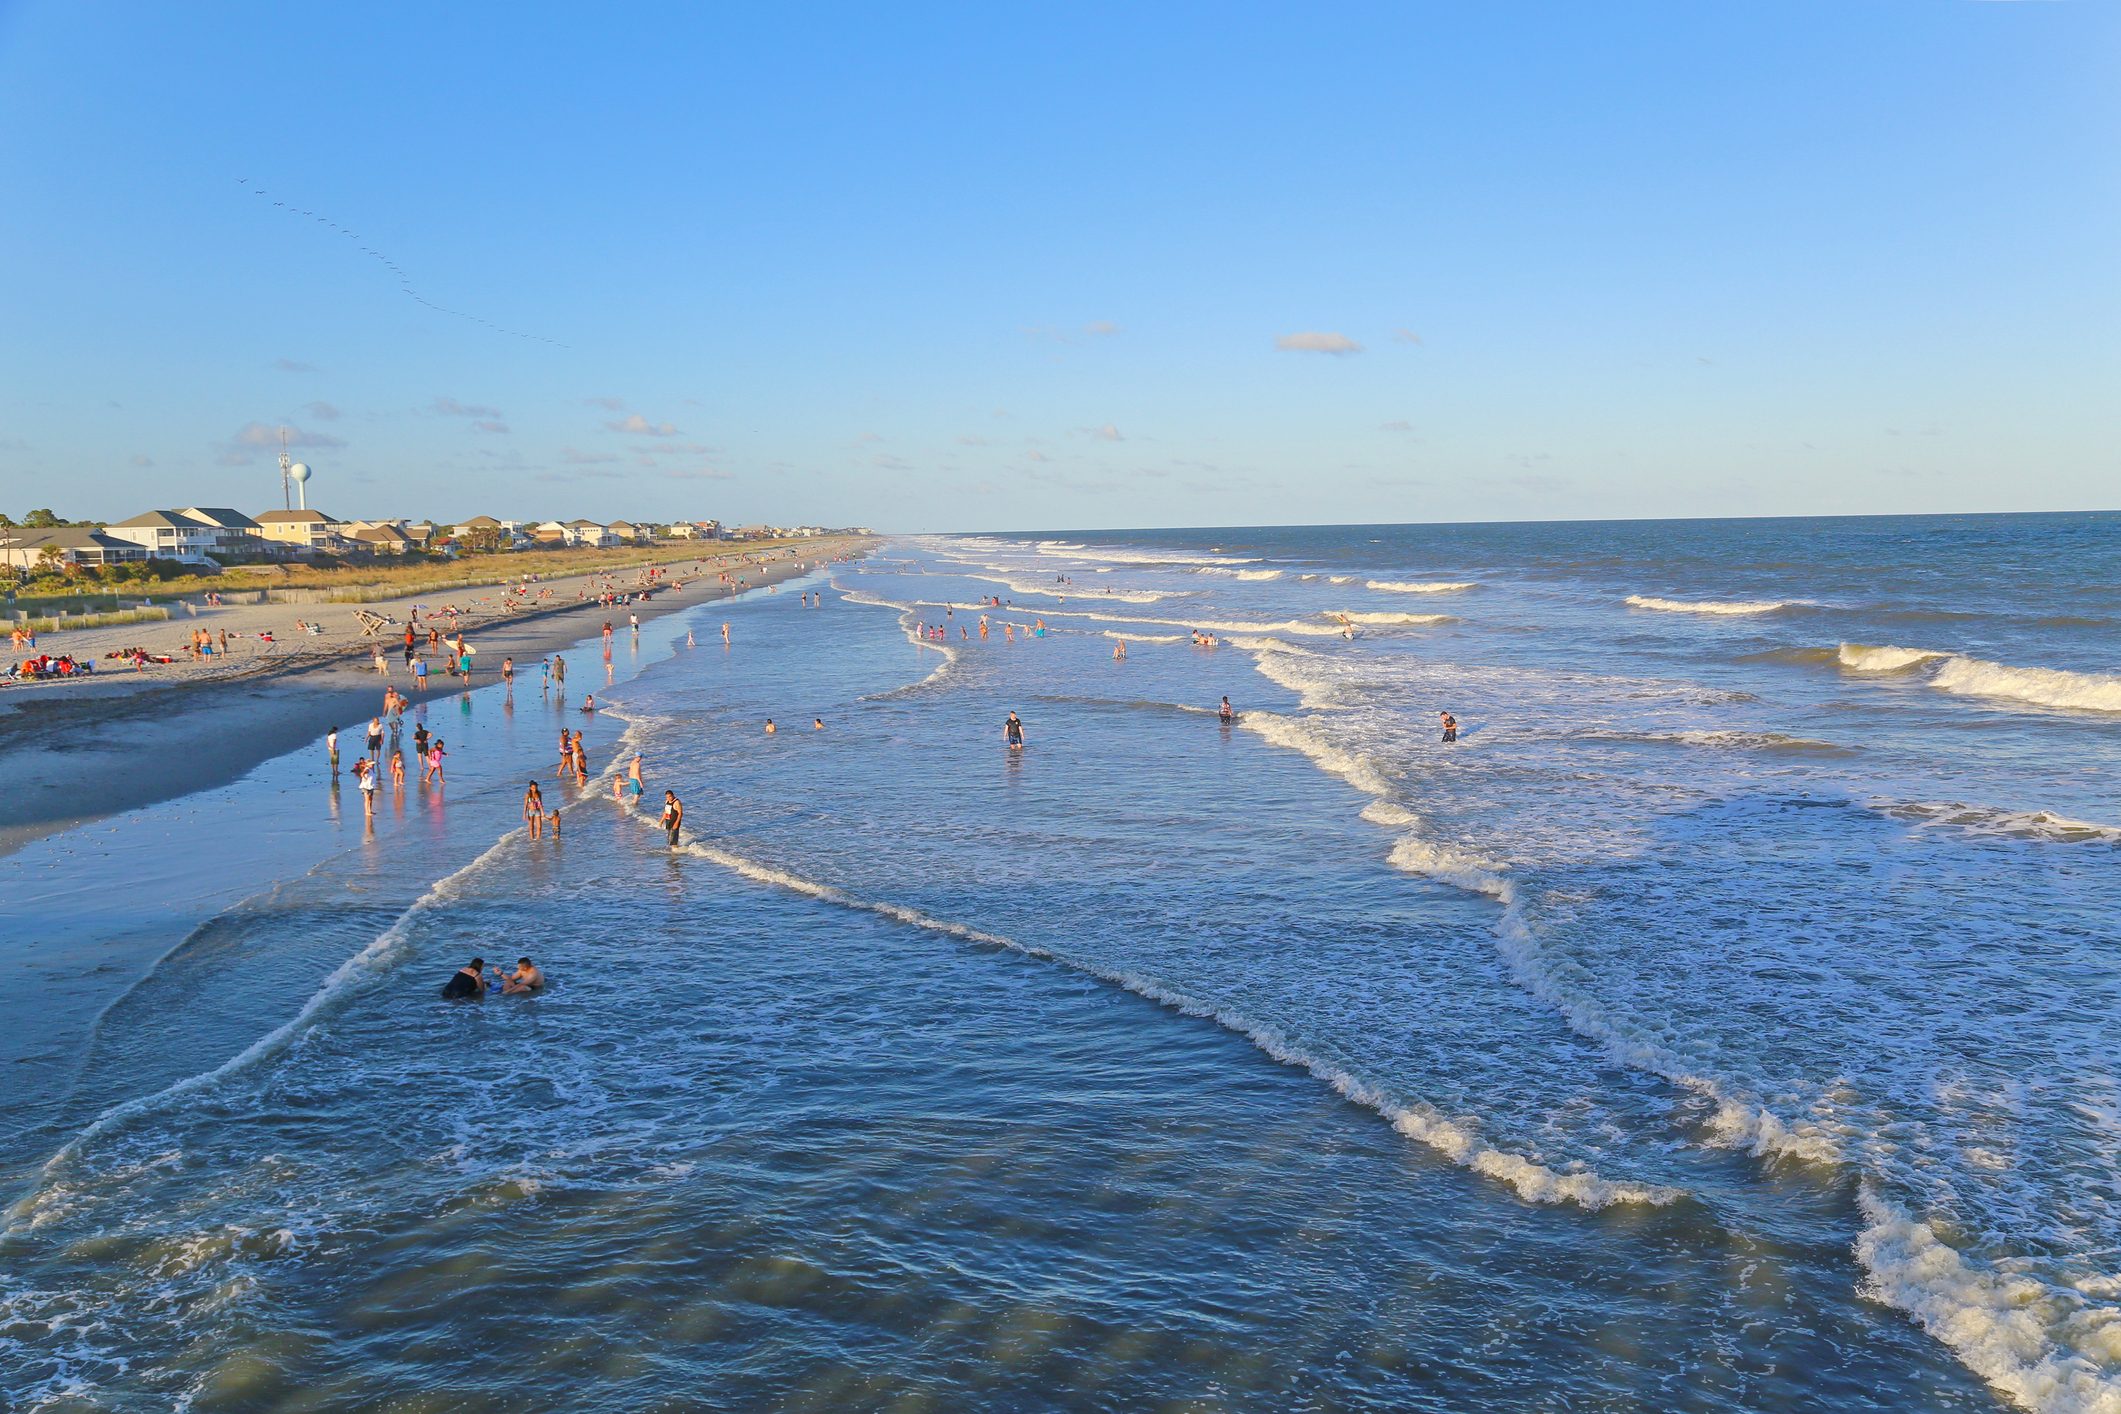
left=237, top=178, right=565, bottom=347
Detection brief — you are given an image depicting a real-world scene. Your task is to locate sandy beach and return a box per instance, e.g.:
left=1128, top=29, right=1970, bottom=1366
left=0, top=538, right=868, bottom=854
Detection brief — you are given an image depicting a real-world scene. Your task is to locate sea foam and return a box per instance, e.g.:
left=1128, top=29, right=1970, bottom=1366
left=1856, top=1187, right=2121, bottom=1414
left=1369, top=579, right=1476, bottom=594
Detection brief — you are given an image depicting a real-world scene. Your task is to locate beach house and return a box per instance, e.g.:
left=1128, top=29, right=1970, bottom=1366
left=565, top=519, right=619, bottom=548
left=178, top=508, right=266, bottom=558
left=102, top=510, right=223, bottom=565
left=346, top=522, right=415, bottom=555
left=254, top=508, right=346, bottom=554
left=605, top=520, right=650, bottom=545
left=449, top=515, right=511, bottom=553
left=0, top=527, right=152, bottom=571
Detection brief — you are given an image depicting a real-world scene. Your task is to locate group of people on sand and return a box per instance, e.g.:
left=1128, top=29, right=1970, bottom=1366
left=7, top=651, right=93, bottom=680
left=392, top=622, right=476, bottom=686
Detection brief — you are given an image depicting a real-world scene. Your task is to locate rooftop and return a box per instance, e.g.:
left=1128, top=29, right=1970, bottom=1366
left=108, top=509, right=209, bottom=530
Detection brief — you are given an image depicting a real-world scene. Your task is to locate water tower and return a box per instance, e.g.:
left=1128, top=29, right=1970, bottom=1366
left=289, top=461, right=312, bottom=510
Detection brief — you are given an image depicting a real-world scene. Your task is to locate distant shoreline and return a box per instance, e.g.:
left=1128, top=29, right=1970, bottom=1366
left=0, top=537, right=871, bottom=856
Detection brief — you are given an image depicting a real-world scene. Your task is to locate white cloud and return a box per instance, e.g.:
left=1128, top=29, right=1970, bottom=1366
left=433, top=396, right=503, bottom=418
left=606, top=413, right=680, bottom=437
left=1275, top=331, right=1362, bottom=355
left=583, top=396, right=626, bottom=411
left=1393, top=328, right=1422, bottom=345
left=955, top=434, right=990, bottom=447
left=130, top=454, right=154, bottom=467
left=218, top=420, right=343, bottom=466
left=562, top=447, right=620, bottom=465
left=473, top=420, right=510, bottom=434
left=1084, top=320, right=1121, bottom=337
left=665, top=465, right=731, bottom=481
left=1087, top=423, right=1123, bottom=441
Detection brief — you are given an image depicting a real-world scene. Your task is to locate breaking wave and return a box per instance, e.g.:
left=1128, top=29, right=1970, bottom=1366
left=1877, top=799, right=2121, bottom=846
left=1838, top=643, right=1950, bottom=673
left=1626, top=595, right=1790, bottom=616
left=1836, top=645, right=2121, bottom=713
left=1856, top=1188, right=2121, bottom=1414
left=1369, top=580, right=1476, bottom=594
left=1328, top=611, right=1455, bottom=628
left=1036, top=545, right=1258, bottom=567
left=959, top=571, right=1176, bottom=604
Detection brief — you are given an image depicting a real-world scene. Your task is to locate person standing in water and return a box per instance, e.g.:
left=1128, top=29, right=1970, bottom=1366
left=326, top=728, right=339, bottom=776
left=661, top=791, right=683, bottom=847
left=553, top=655, right=566, bottom=692
left=1219, top=696, right=1235, bottom=724
left=1004, top=711, right=1025, bottom=749
left=1439, top=711, right=1458, bottom=743
left=524, top=781, right=545, bottom=838
left=721, top=622, right=731, bottom=647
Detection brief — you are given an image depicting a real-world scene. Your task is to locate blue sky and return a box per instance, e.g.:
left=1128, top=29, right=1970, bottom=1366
left=0, top=1, right=2113, bottom=531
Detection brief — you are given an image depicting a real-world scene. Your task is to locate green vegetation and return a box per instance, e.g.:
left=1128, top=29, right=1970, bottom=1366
left=0, top=508, right=92, bottom=530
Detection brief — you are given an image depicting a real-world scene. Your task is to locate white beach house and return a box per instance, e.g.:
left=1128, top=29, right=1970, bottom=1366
left=102, top=510, right=223, bottom=564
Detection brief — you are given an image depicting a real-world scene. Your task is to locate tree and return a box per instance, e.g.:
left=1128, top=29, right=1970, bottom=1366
left=23, top=509, right=64, bottom=529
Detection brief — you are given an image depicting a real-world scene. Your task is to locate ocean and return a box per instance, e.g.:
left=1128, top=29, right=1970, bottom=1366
left=3, top=514, right=2117, bottom=1411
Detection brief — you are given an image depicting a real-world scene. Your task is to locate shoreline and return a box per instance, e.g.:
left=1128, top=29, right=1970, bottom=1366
left=0, top=538, right=870, bottom=855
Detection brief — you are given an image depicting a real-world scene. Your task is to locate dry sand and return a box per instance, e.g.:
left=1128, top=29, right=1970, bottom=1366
left=0, top=539, right=867, bottom=853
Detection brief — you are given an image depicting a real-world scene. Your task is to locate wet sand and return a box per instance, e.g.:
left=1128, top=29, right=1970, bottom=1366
left=0, top=540, right=868, bottom=854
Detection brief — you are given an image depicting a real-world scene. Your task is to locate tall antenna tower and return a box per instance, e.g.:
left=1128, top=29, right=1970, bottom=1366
left=277, top=427, right=293, bottom=510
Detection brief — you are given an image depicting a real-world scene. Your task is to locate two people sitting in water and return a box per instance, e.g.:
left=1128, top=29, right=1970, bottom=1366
left=441, top=956, right=544, bottom=1000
